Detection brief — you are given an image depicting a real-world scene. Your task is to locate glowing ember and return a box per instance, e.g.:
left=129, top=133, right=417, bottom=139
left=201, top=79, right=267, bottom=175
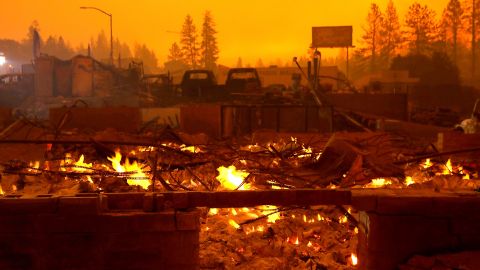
left=365, top=178, right=392, bottom=188
left=209, top=208, right=219, bottom=215
left=27, top=161, right=40, bottom=173
left=228, top=219, right=241, bottom=229
left=239, top=143, right=262, bottom=152
left=298, top=145, right=313, bottom=158
left=246, top=212, right=259, bottom=219
left=339, top=216, right=348, bottom=224
left=108, top=150, right=150, bottom=190
left=422, top=158, right=433, bottom=169
left=405, top=176, right=415, bottom=186
left=307, top=241, right=313, bottom=247
left=261, top=205, right=280, bottom=223
left=180, top=144, right=200, bottom=153
left=216, top=165, right=250, bottom=190
left=231, top=208, right=238, bottom=216
left=351, top=253, right=358, bottom=266
left=317, top=214, right=325, bottom=221
left=294, top=237, right=299, bottom=245
left=0, top=185, right=3, bottom=195
left=354, top=227, right=359, bottom=234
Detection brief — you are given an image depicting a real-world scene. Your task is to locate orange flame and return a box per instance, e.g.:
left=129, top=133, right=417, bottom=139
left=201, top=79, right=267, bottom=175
left=351, top=253, right=358, bottom=266
left=443, top=159, right=453, bottom=175
left=422, top=158, right=433, bottom=169
left=365, top=178, right=392, bottom=188
left=108, top=150, right=150, bottom=190
left=216, top=165, right=250, bottom=190
left=405, top=176, right=415, bottom=186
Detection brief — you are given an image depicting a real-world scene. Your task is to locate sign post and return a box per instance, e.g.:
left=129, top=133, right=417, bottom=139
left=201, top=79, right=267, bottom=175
left=311, top=26, right=353, bottom=80
left=312, top=26, right=353, bottom=48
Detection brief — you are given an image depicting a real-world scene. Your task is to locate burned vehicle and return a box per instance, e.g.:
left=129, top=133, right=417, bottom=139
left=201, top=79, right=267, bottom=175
left=225, top=68, right=262, bottom=95
left=455, top=99, right=480, bottom=133
left=140, top=73, right=174, bottom=106
left=178, top=69, right=219, bottom=98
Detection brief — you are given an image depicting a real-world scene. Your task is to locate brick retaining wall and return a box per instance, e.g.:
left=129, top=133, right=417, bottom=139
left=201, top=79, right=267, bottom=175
left=0, top=194, right=199, bottom=270
left=352, top=189, right=480, bottom=270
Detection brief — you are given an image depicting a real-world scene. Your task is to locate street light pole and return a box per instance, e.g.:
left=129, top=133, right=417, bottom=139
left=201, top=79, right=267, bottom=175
left=80, top=6, right=113, bottom=66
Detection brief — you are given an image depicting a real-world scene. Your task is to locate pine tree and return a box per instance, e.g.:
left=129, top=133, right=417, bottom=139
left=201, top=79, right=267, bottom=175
left=168, top=42, right=183, bottom=61
left=360, top=3, right=383, bottom=72
left=442, top=0, right=464, bottom=64
left=134, top=44, right=158, bottom=73
left=255, top=58, right=264, bottom=67
left=405, top=3, right=437, bottom=54
left=93, top=30, right=110, bottom=62
left=236, top=57, right=243, bottom=68
left=180, top=15, right=199, bottom=68
left=462, top=0, right=480, bottom=80
left=381, top=0, right=403, bottom=66
left=200, top=11, right=219, bottom=69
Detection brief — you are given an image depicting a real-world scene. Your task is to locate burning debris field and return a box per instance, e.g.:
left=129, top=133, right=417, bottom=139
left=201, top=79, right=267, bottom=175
left=0, top=119, right=479, bottom=269
left=3, top=1, right=480, bottom=268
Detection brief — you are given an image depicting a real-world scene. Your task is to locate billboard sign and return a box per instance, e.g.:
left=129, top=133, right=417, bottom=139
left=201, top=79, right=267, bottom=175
left=312, top=26, right=353, bottom=48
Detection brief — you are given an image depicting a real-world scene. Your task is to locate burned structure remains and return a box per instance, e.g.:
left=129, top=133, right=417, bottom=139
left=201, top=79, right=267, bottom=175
left=1, top=10, right=480, bottom=270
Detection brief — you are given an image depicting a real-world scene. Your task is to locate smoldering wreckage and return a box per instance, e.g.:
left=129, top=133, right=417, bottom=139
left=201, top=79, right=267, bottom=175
left=0, top=52, right=480, bottom=270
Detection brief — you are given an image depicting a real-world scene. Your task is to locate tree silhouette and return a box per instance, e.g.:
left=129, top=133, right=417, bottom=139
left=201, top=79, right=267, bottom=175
left=442, top=0, right=464, bottom=64
left=463, top=0, right=480, bottom=80
left=168, top=42, right=183, bottom=62
left=236, top=57, right=243, bottom=68
left=405, top=3, right=437, bottom=54
left=381, top=0, right=402, bottom=65
left=92, top=30, right=109, bottom=61
left=391, top=52, right=459, bottom=86
left=200, top=11, right=219, bottom=70
left=180, top=15, right=199, bottom=68
left=255, top=58, right=264, bottom=67
left=134, top=44, right=158, bottom=73
left=360, top=3, right=383, bottom=72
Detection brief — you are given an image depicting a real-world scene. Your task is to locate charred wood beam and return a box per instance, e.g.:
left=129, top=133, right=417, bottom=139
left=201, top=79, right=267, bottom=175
left=0, top=139, right=194, bottom=157
left=395, top=147, right=480, bottom=165
left=184, top=189, right=351, bottom=208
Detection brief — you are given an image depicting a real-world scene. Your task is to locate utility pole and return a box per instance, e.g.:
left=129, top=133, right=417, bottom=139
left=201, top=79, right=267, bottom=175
left=80, top=6, right=114, bottom=66
left=473, top=0, right=476, bottom=82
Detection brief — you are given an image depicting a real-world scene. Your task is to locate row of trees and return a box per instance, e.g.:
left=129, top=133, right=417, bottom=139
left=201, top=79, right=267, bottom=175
left=167, top=11, right=219, bottom=70
left=354, top=0, right=480, bottom=84
left=0, top=21, right=160, bottom=72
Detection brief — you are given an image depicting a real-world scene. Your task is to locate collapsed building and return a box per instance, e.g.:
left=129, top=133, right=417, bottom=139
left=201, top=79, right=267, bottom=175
left=0, top=48, right=479, bottom=270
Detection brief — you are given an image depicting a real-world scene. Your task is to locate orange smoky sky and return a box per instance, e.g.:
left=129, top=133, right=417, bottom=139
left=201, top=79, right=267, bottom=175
left=1, top=0, right=449, bottom=66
